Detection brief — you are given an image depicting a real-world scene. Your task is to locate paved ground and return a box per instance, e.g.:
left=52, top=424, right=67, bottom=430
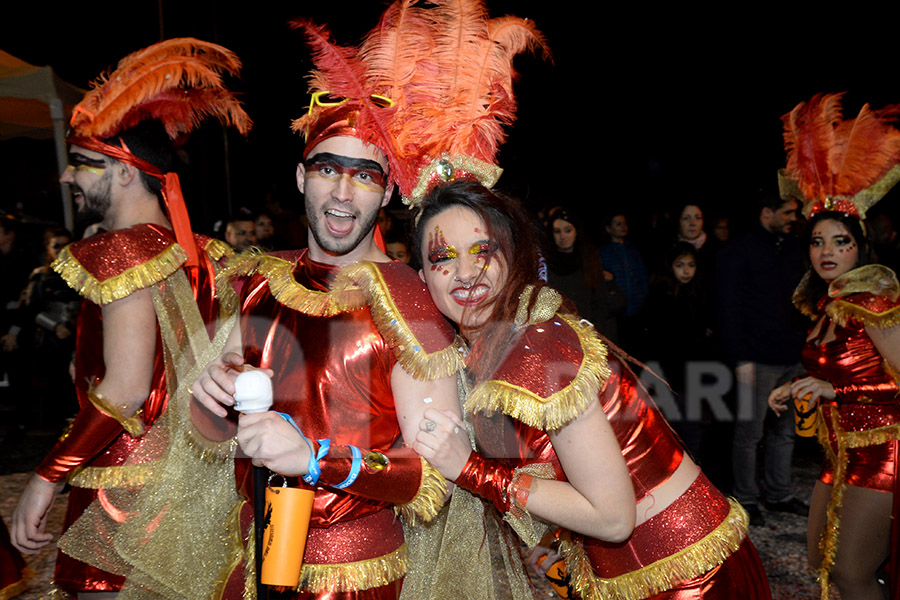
left=1, top=432, right=835, bottom=599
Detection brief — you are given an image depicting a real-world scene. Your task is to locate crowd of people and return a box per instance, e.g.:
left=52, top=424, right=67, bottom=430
left=1, top=4, right=899, bottom=600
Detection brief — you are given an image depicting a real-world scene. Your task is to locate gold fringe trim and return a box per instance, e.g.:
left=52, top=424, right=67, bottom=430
left=814, top=404, right=900, bottom=599
left=243, top=524, right=256, bottom=600
left=826, top=298, right=900, bottom=329
left=217, top=251, right=366, bottom=317
left=53, top=242, right=187, bottom=306
left=466, top=314, right=610, bottom=431
left=68, top=462, right=156, bottom=489
left=184, top=426, right=239, bottom=464
left=560, top=499, right=748, bottom=600
left=45, top=584, right=72, bottom=599
left=0, top=567, right=32, bottom=600
left=88, top=389, right=145, bottom=437
left=205, top=238, right=234, bottom=263
left=297, top=543, right=407, bottom=593
left=395, top=457, right=448, bottom=525
left=792, top=271, right=821, bottom=320
left=338, top=262, right=465, bottom=381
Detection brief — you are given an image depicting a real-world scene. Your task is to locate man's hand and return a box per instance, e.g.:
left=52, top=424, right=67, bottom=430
left=193, top=352, right=272, bottom=418
left=236, top=412, right=311, bottom=476
left=11, top=474, right=57, bottom=554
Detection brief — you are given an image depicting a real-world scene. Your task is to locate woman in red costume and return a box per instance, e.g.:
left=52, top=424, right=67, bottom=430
left=769, top=211, right=900, bottom=600
left=767, top=93, right=900, bottom=600
left=411, top=179, right=771, bottom=600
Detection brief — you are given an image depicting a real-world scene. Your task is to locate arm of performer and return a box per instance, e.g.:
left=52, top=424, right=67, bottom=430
left=11, top=287, right=157, bottom=553
left=234, top=365, right=457, bottom=516
left=414, top=399, right=636, bottom=543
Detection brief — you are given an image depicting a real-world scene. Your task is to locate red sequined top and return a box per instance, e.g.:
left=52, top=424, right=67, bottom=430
left=471, top=316, right=684, bottom=505
left=801, top=273, right=900, bottom=432
left=235, top=250, right=456, bottom=527
left=37, top=224, right=222, bottom=483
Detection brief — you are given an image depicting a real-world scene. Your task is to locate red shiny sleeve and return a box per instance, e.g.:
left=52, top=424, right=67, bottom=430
left=317, top=446, right=424, bottom=504
left=453, top=450, right=514, bottom=513
left=35, top=401, right=129, bottom=483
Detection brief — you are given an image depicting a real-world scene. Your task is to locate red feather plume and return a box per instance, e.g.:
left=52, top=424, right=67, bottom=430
left=70, top=38, right=251, bottom=141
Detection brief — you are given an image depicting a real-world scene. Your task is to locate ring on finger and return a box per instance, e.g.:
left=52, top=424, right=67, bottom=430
left=453, top=426, right=460, bottom=434
left=424, top=421, right=436, bottom=433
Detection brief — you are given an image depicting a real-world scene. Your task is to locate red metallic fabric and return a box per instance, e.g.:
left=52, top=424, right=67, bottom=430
left=598, top=357, right=685, bottom=502
left=803, top=310, right=900, bottom=491
left=42, top=225, right=220, bottom=594
left=236, top=251, right=453, bottom=591
left=644, top=538, right=770, bottom=600
left=454, top=450, right=515, bottom=513
left=240, top=252, right=405, bottom=526
left=0, top=518, right=28, bottom=599
left=318, top=447, right=425, bottom=504
left=471, top=322, right=761, bottom=595
left=584, top=473, right=730, bottom=577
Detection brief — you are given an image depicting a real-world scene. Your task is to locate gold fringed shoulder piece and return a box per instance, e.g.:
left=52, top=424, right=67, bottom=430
left=204, top=237, right=234, bottom=263
left=395, top=457, right=448, bottom=525
left=466, top=314, right=610, bottom=431
left=337, top=262, right=464, bottom=381
left=53, top=242, right=187, bottom=306
left=297, top=544, right=407, bottom=593
left=217, top=251, right=366, bottom=316
left=792, top=271, right=821, bottom=320
left=560, top=500, right=748, bottom=600
left=827, top=265, right=900, bottom=328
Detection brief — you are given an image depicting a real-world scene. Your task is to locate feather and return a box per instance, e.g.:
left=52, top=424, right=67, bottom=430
left=782, top=93, right=900, bottom=217
left=70, top=38, right=250, bottom=140
left=832, top=103, right=900, bottom=196
left=291, top=18, right=407, bottom=185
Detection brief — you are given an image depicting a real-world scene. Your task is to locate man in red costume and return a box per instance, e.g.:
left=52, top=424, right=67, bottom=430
left=193, top=93, right=460, bottom=600
left=10, top=39, right=250, bottom=597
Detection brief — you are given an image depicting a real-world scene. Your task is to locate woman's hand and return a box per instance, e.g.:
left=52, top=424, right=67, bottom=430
left=767, top=382, right=792, bottom=416
left=411, top=408, right=472, bottom=481
left=527, top=544, right=562, bottom=577
left=790, top=377, right=835, bottom=405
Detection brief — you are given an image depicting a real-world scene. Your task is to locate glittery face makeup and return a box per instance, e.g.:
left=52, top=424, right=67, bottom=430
left=298, top=136, right=391, bottom=262
left=60, top=146, right=113, bottom=229
left=810, top=219, right=859, bottom=282
left=419, top=206, right=507, bottom=330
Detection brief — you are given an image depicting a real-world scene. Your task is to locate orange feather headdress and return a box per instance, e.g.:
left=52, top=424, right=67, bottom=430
left=68, top=38, right=252, bottom=268
left=291, top=0, right=548, bottom=206
left=779, top=93, right=900, bottom=220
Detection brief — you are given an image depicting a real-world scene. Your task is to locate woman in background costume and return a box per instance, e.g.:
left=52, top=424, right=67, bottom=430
left=769, top=93, right=900, bottom=600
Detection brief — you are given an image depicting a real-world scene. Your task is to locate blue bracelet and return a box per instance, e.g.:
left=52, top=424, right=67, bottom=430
left=274, top=412, right=330, bottom=485
left=332, top=445, right=362, bottom=489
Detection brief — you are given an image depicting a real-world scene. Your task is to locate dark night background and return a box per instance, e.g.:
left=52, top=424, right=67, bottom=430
left=4, top=2, right=900, bottom=243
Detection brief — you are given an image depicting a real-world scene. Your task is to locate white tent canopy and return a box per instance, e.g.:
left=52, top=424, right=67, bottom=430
left=0, top=50, right=86, bottom=230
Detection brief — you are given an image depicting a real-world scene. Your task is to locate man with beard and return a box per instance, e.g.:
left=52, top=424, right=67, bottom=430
left=11, top=39, right=250, bottom=598
left=191, top=36, right=461, bottom=600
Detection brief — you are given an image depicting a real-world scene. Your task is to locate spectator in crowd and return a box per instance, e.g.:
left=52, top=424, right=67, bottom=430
left=18, top=228, right=80, bottom=429
left=599, top=213, right=648, bottom=344
left=717, top=191, right=807, bottom=525
left=224, top=212, right=257, bottom=252
left=545, top=207, right=623, bottom=343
